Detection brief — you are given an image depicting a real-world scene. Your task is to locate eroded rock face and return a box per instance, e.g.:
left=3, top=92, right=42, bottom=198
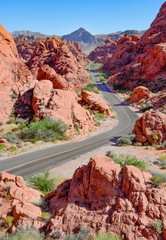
left=46, top=156, right=166, bottom=239
left=133, top=110, right=166, bottom=144
left=15, top=36, right=89, bottom=89
left=81, top=90, right=111, bottom=115
left=88, top=38, right=117, bottom=63
left=0, top=172, right=43, bottom=238
left=129, top=86, right=154, bottom=103
left=105, top=3, right=166, bottom=91
left=32, top=80, right=95, bottom=132
left=0, top=25, right=35, bottom=123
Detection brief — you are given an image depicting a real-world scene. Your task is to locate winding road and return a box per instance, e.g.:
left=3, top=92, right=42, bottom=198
left=0, top=70, right=139, bottom=178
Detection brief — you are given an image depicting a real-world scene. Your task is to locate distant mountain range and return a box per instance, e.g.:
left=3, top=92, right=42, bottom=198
left=11, top=28, right=145, bottom=54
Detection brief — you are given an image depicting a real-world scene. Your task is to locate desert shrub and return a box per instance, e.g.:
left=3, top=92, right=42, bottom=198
left=15, top=118, right=27, bottom=125
left=106, top=152, right=147, bottom=170
left=63, top=227, right=90, bottom=240
left=52, top=230, right=61, bottom=239
left=28, top=172, right=65, bottom=195
left=28, top=171, right=55, bottom=195
left=93, top=232, right=121, bottom=240
left=0, top=143, right=5, bottom=151
left=1, top=226, right=44, bottom=240
left=151, top=219, right=163, bottom=234
left=83, top=84, right=99, bottom=94
left=41, top=211, right=50, bottom=221
left=3, top=132, right=20, bottom=144
left=94, top=113, right=105, bottom=121
left=19, top=117, right=68, bottom=142
left=159, top=155, right=166, bottom=161
left=116, top=134, right=135, bottom=146
left=97, top=72, right=109, bottom=82
left=150, top=174, right=166, bottom=187
left=150, top=131, right=158, bottom=144
left=4, top=216, right=14, bottom=227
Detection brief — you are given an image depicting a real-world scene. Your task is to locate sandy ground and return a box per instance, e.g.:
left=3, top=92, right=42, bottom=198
left=50, top=143, right=166, bottom=179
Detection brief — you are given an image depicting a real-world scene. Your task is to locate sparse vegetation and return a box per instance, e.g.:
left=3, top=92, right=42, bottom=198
left=1, top=226, right=44, bottom=240
left=116, top=134, right=135, bottom=146
left=151, top=219, right=163, bottom=234
left=150, top=131, right=158, bottom=144
left=93, top=232, right=121, bottom=240
left=41, top=211, right=51, bottom=221
left=96, top=72, right=109, bottom=82
left=19, top=117, right=68, bottom=142
left=3, top=132, right=20, bottom=144
left=106, top=151, right=147, bottom=170
left=159, top=155, right=166, bottom=161
left=83, top=84, right=99, bottom=94
left=150, top=174, right=166, bottom=187
left=94, top=113, right=105, bottom=121
left=28, top=171, right=65, bottom=195
left=0, top=143, right=5, bottom=151
left=4, top=216, right=14, bottom=227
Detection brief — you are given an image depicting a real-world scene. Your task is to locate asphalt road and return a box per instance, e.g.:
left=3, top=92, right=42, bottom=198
left=0, top=71, right=139, bottom=178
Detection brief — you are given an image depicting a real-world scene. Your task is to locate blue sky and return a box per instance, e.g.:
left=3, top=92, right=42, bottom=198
left=1, top=0, right=165, bottom=35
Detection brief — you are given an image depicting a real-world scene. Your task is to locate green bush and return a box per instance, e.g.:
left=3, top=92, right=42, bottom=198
left=28, top=172, right=65, bottom=195
left=0, top=143, right=5, bottom=151
left=83, top=84, right=99, bottom=94
left=4, top=216, right=14, bottom=227
left=41, top=211, right=50, bottom=221
left=28, top=171, right=56, bottom=195
left=19, top=117, right=68, bottom=142
left=93, top=232, right=121, bottom=240
left=151, top=219, right=163, bottom=234
left=106, top=152, right=147, bottom=170
left=94, top=113, right=105, bottom=121
left=97, top=72, right=109, bottom=82
left=116, top=134, right=135, bottom=146
left=159, top=155, right=166, bottom=161
left=3, top=132, right=20, bottom=144
left=150, top=174, right=166, bottom=186
left=1, top=226, right=44, bottom=240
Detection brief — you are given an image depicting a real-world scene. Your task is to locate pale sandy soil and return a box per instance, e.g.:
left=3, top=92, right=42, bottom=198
left=49, top=143, right=166, bottom=179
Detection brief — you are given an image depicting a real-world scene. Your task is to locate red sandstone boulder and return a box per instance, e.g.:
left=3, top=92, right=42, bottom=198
left=133, top=110, right=166, bottom=144
left=129, top=86, right=154, bottom=103
left=0, top=171, right=44, bottom=237
left=81, top=90, right=111, bottom=115
left=32, top=81, right=95, bottom=132
left=46, top=155, right=166, bottom=239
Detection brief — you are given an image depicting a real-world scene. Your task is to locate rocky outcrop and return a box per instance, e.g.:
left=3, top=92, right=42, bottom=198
left=0, top=25, right=35, bottom=123
left=15, top=36, right=89, bottom=89
left=32, top=80, right=95, bottom=132
left=105, top=3, right=166, bottom=91
left=81, top=90, right=111, bottom=115
left=46, top=156, right=166, bottom=239
left=88, top=38, right=117, bottom=63
left=129, top=86, right=166, bottom=112
left=104, top=34, right=139, bottom=74
left=129, top=86, right=154, bottom=103
left=133, top=110, right=166, bottom=144
left=0, top=172, right=44, bottom=238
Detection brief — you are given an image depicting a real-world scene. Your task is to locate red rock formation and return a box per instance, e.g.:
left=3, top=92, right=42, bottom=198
left=0, top=25, right=35, bottom=123
left=105, top=3, right=166, bottom=91
left=129, top=86, right=166, bottom=112
left=15, top=36, right=89, bottom=89
left=104, top=34, right=139, bottom=74
left=32, top=80, right=95, bottom=132
left=129, top=86, right=154, bottom=103
left=88, top=38, right=117, bottom=63
left=0, top=172, right=44, bottom=238
left=81, top=90, right=111, bottom=115
left=46, top=156, right=166, bottom=239
left=133, top=110, right=166, bottom=144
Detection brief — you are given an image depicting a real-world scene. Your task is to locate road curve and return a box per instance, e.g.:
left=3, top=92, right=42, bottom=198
left=0, top=72, right=139, bottom=178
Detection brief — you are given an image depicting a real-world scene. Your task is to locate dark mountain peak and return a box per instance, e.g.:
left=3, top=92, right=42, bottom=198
left=62, top=28, right=98, bottom=45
